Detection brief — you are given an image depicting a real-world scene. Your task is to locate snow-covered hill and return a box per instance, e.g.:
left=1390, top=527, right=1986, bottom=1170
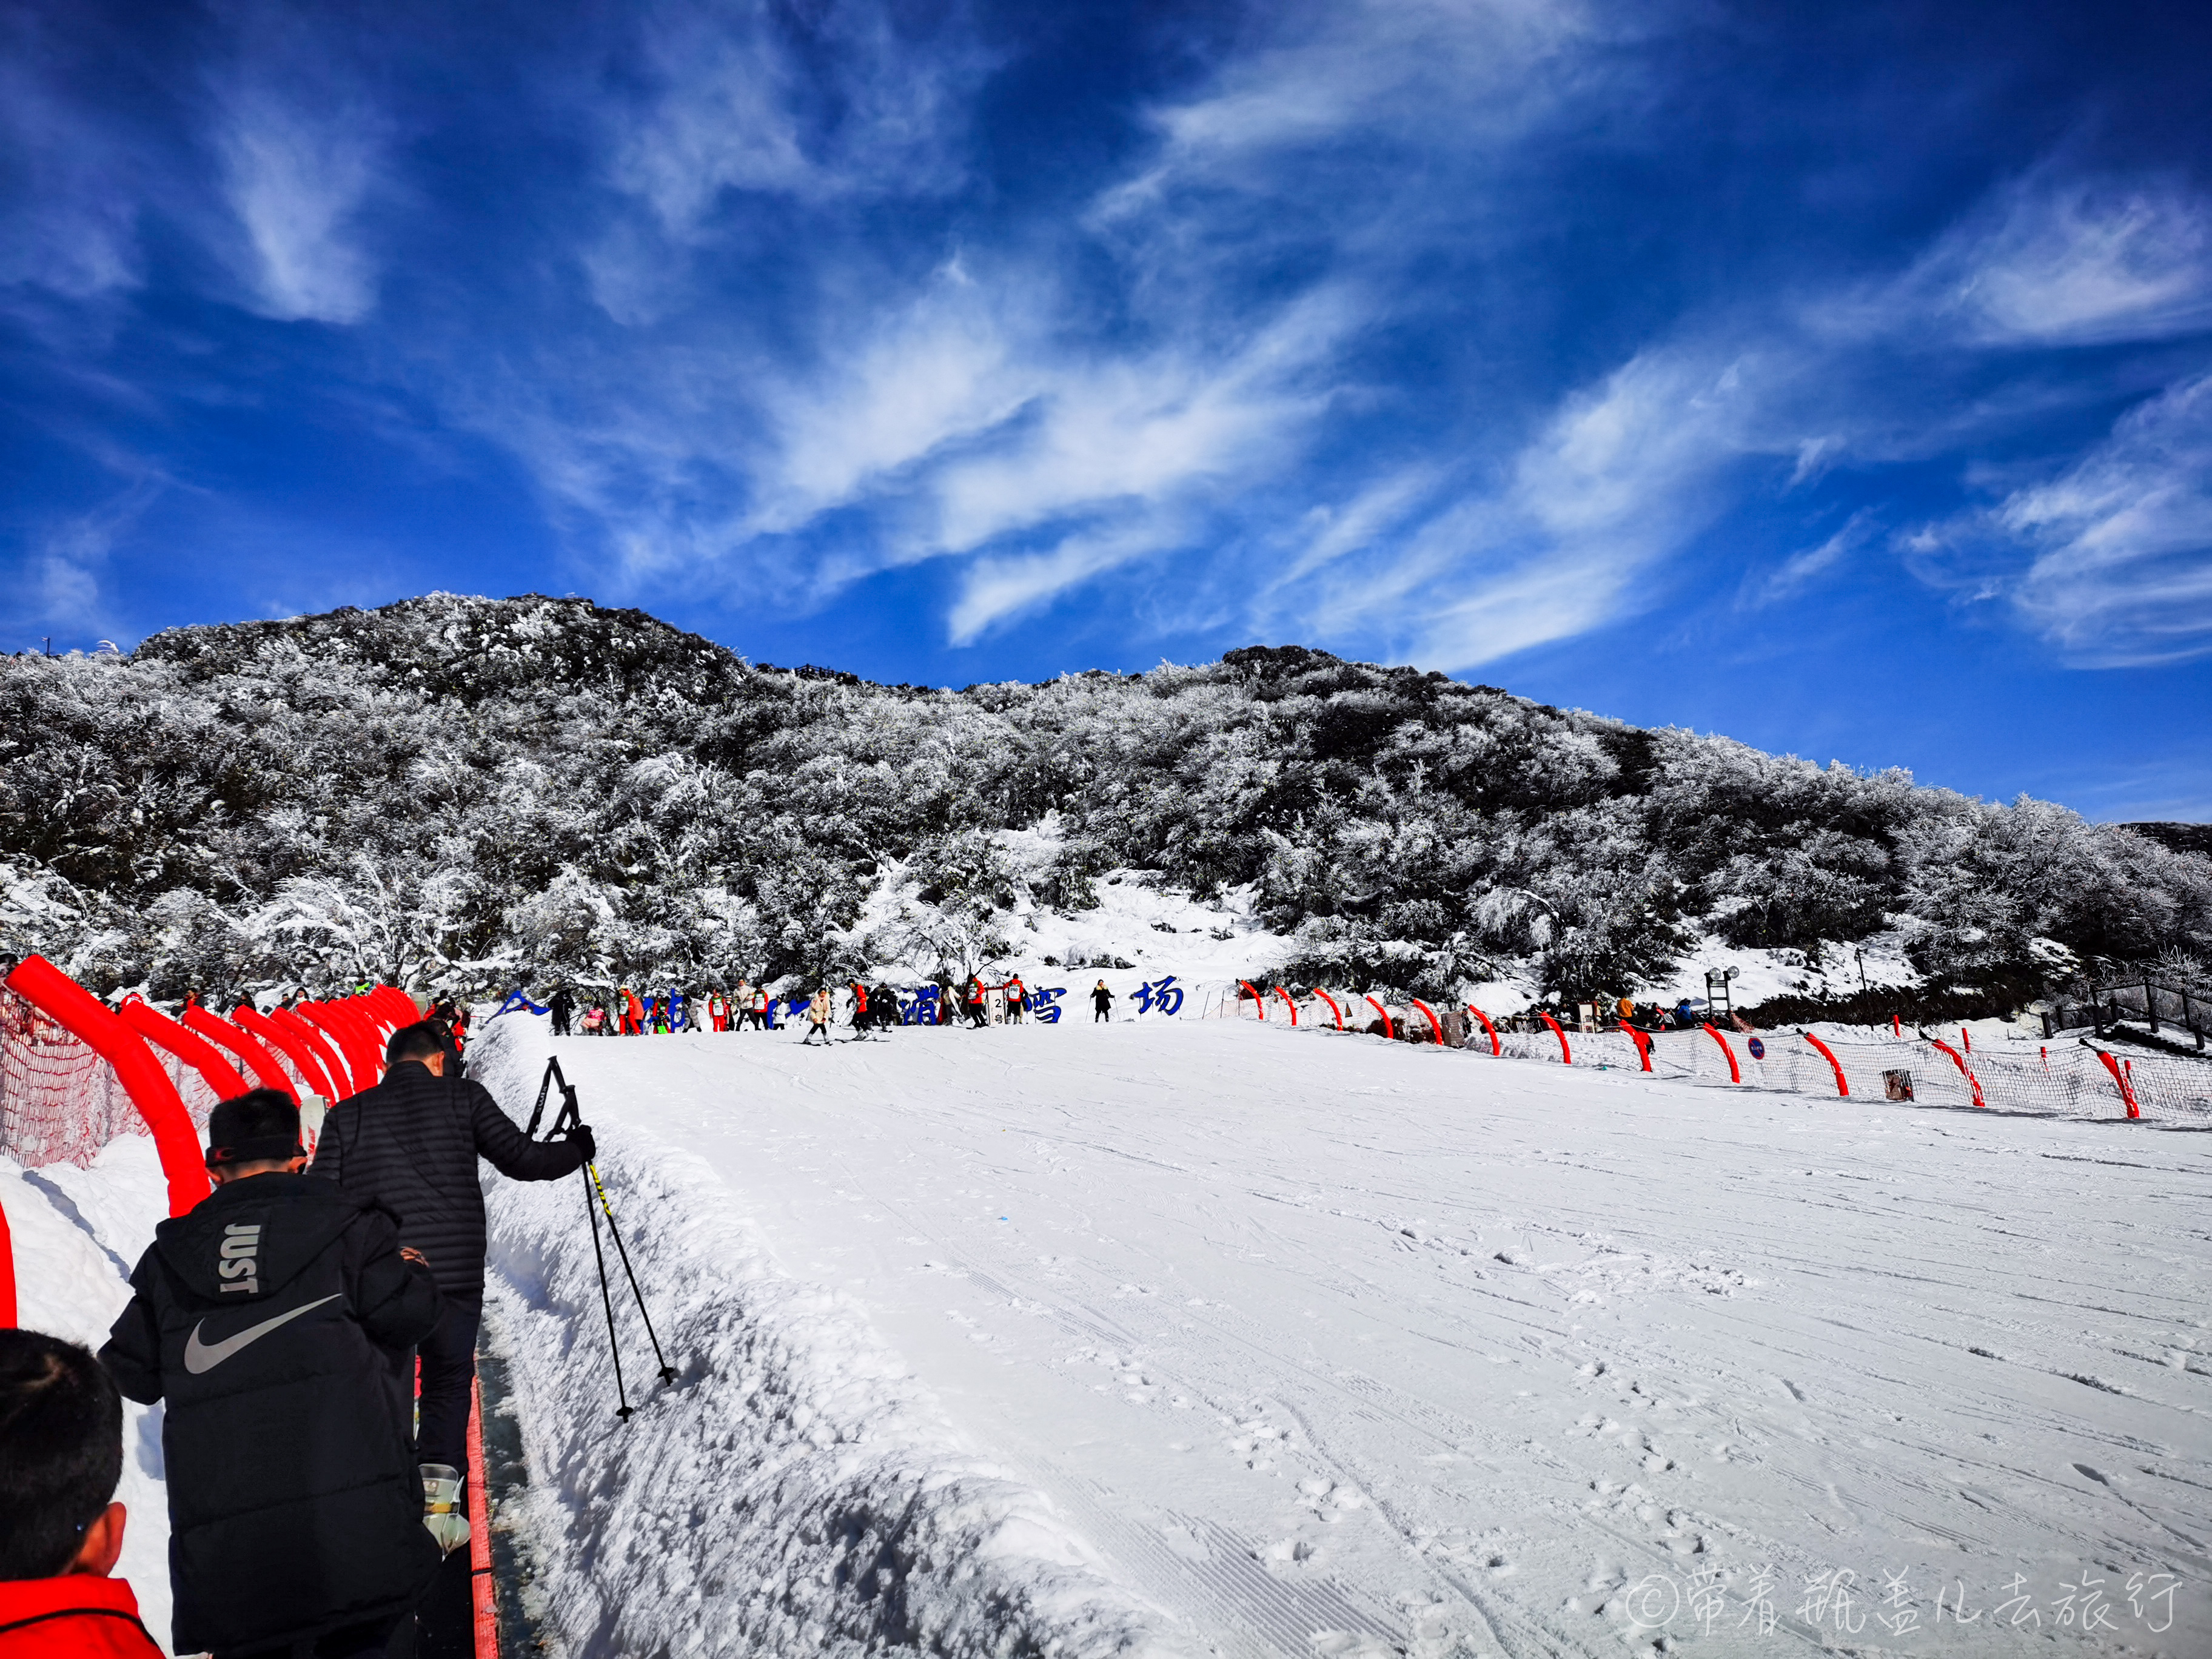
left=4, top=594, right=2207, bottom=1021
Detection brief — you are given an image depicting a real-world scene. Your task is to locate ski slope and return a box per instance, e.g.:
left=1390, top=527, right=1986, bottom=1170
left=472, top=1014, right=2211, bottom=1658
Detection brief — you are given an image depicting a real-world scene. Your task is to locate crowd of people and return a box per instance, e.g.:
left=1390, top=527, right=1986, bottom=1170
left=0, top=1014, right=592, bottom=1657
left=540, top=973, right=1085, bottom=1039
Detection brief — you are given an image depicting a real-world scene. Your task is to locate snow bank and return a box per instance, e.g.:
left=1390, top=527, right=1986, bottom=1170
left=3, top=1138, right=176, bottom=1650
left=469, top=1013, right=1189, bottom=1658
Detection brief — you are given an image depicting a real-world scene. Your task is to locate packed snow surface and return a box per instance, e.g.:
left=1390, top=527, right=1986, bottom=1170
left=4, top=1138, right=174, bottom=1642
left=474, top=1013, right=2211, bottom=1657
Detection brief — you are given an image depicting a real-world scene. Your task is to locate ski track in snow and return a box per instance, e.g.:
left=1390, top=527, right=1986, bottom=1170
left=471, top=1013, right=2212, bottom=1658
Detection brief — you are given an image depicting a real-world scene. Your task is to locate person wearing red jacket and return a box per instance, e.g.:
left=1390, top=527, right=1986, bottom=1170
left=0, top=1330, right=164, bottom=1658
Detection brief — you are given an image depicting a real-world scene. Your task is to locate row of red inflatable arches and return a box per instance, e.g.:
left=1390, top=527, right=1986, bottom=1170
left=1228, top=980, right=1941, bottom=1103
left=4, top=954, right=420, bottom=1221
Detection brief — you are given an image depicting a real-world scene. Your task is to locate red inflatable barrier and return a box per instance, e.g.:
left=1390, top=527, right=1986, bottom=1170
left=1310, top=988, right=1344, bottom=1031
left=300, top=1003, right=381, bottom=1094
left=2094, top=1048, right=2140, bottom=1119
left=1466, top=1005, right=1500, bottom=1056
left=1803, top=1031, right=1848, bottom=1096
left=271, top=1007, right=352, bottom=1098
left=1270, top=987, right=1299, bottom=1025
left=1930, top=1038, right=1984, bottom=1108
left=0, top=1196, right=16, bottom=1328
left=183, top=1005, right=298, bottom=1102
left=1409, top=998, right=1443, bottom=1045
left=367, top=985, right=421, bottom=1031
left=119, top=998, right=249, bottom=1101
left=1239, top=980, right=1265, bottom=1019
left=1700, top=1023, right=1740, bottom=1083
left=327, top=999, right=392, bottom=1081
left=4, top=956, right=210, bottom=1217
left=236, top=1005, right=337, bottom=1101
left=1539, top=1010, right=1571, bottom=1064
left=1626, top=1026, right=1654, bottom=1071
left=1362, top=996, right=1395, bottom=1039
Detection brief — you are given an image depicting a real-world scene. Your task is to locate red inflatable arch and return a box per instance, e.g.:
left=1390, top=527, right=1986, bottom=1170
left=271, top=1007, right=353, bottom=1098
left=119, top=998, right=249, bottom=1101
left=300, top=1003, right=380, bottom=1095
left=1238, top=980, right=1265, bottom=1019
left=1361, top=996, right=1395, bottom=1039
left=1408, top=998, right=1443, bottom=1045
left=1929, top=1037, right=1984, bottom=1108
left=183, top=1005, right=297, bottom=1102
left=1802, top=1031, right=1848, bottom=1096
left=236, top=1005, right=337, bottom=1101
left=5, top=956, right=210, bottom=1218
left=0, top=1199, right=14, bottom=1328
left=1270, top=987, right=1299, bottom=1025
left=1538, top=1010, right=1572, bottom=1064
left=1465, top=1005, right=1500, bottom=1055
left=1310, top=989, right=1344, bottom=1031
left=1625, top=1025, right=1654, bottom=1071
left=2092, top=1048, right=2139, bottom=1119
left=1700, top=1023, right=1740, bottom=1083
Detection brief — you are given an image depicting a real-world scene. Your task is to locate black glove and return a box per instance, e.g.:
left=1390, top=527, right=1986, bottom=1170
left=569, top=1124, right=597, bottom=1162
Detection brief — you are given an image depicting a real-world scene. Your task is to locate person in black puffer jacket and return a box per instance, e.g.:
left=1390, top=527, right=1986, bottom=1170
left=312, top=1021, right=591, bottom=1480
left=100, top=1089, right=443, bottom=1658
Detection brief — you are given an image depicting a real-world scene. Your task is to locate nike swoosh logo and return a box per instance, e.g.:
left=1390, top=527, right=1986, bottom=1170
left=184, top=1294, right=343, bottom=1375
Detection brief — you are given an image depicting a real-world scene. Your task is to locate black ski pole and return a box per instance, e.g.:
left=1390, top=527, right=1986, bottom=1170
left=581, top=1161, right=633, bottom=1421
left=526, top=1056, right=560, bottom=1138
left=585, top=1162, right=677, bottom=1385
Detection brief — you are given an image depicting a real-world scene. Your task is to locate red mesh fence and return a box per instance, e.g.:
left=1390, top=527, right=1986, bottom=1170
left=1466, top=1016, right=2212, bottom=1125
left=2, top=988, right=226, bottom=1170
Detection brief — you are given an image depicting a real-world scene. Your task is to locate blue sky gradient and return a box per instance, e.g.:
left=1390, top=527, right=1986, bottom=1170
left=5, top=0, right=2210, bottom=819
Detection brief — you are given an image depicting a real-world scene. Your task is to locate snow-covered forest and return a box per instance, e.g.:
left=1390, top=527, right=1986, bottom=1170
left=2, top=593, right=2205, bottom=1008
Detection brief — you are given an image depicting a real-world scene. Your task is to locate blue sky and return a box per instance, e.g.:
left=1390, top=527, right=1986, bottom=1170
left=4, top=1, right=2210, bottom=821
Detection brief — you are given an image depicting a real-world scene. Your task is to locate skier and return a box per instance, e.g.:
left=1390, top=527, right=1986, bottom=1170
left=709, top=989, right=726, bottom=1032
left=1005, top=975, right=1027, bottom=1024
left=750, top=984, right=769, bottom=1030
left=549, top=984, right=575, bottom=1037
left=580, top=1001, right=607, bottom=1036
left=964, top=976, right=988, bottom=1028
left=311, top=1022, right=592, bottom=1486
left=101, top=1088, right=445, bottom=1657
left=1092, top=979, right=1114, bottom=1022
left=0, top=1330, right=166, bottom=1658
left=802, top=988, right=833, bottom=1046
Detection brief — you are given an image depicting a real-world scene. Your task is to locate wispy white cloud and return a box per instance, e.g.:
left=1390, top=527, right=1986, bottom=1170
left=605, top=0, right=985, bottom=233
left=1739, top=509, right=1879, bottom=609
left=213, top=82, right=387, bottom=324
left=947, top=518, right=1187, bottom=645
left=1997, top=372, right=2212, bottom=664
left=1283, top=348, right=1779, bottom=668
left=1819, top=171, right=2212, bottom=348
left=4, top=478, right=164, bottom=640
